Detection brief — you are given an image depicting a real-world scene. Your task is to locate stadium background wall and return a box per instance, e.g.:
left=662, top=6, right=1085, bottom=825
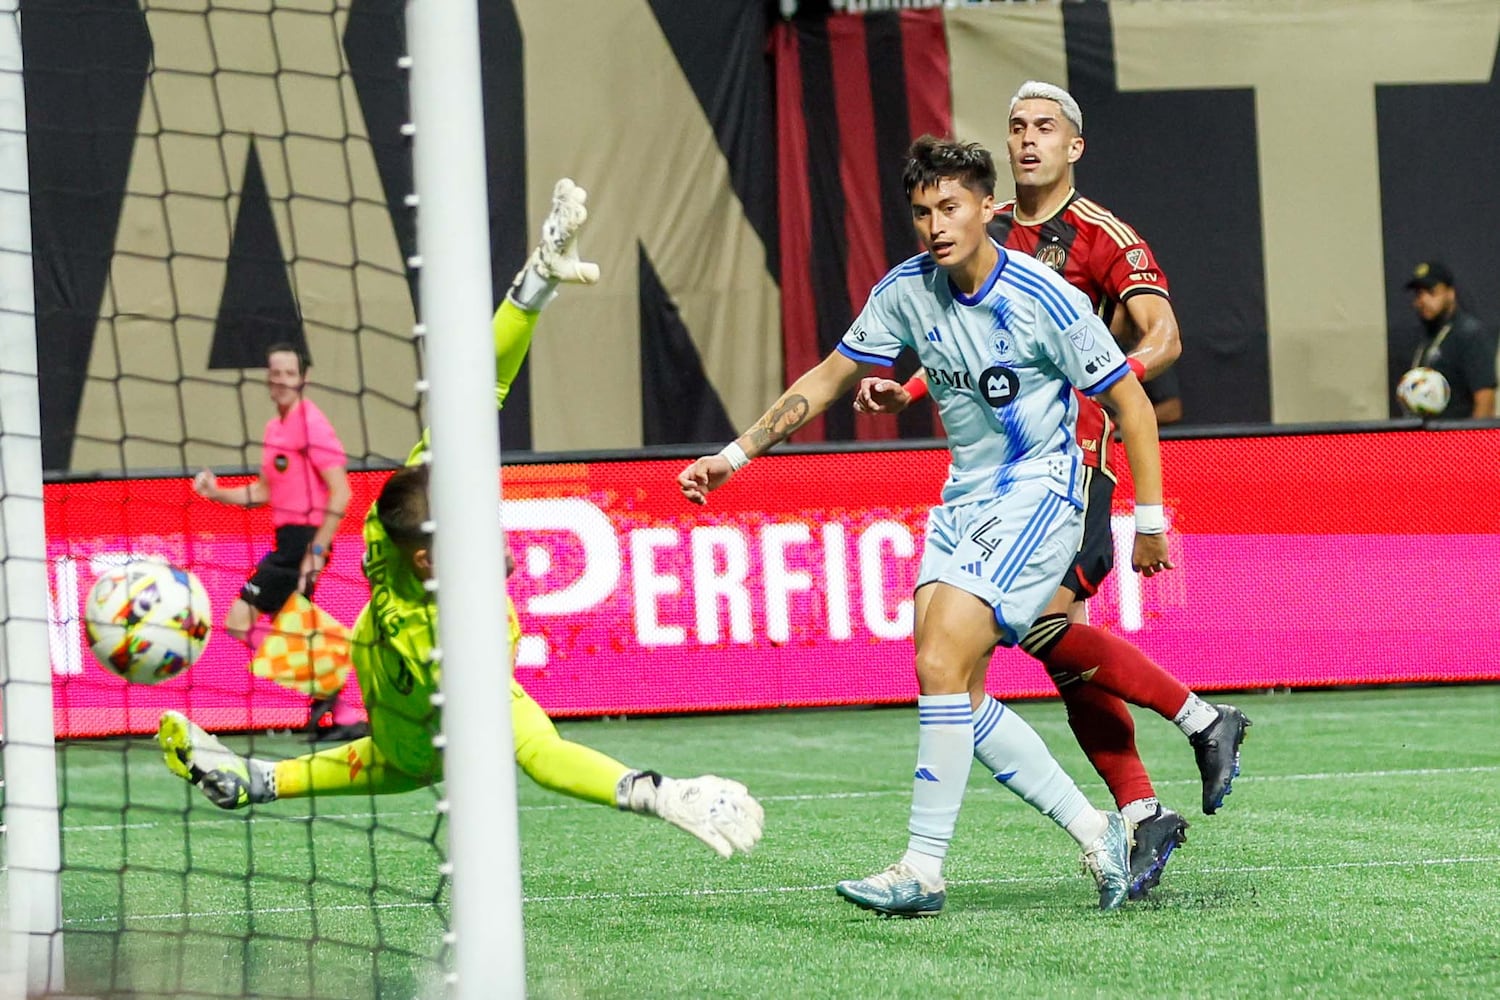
left=19, top=0, right=1500, bottom=473
left=39, top=426, right=1500, bottom=739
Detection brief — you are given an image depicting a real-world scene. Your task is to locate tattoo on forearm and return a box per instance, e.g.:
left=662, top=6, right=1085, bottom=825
left=747, top=395, right=811, bottom=452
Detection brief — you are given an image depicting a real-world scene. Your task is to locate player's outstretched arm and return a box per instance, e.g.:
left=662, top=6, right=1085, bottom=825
left=618, top=770, right=765, bottom=858
left=1097, top=374, right=1171, bottom=577
left=678, top=350, right=869, bottom=504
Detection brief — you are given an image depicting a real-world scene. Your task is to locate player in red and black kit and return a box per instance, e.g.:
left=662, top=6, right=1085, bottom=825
left=857, top=82, right=1250, bottom=900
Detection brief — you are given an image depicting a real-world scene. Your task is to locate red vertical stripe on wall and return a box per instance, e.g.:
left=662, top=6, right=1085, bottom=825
left=900, top=9, right=953, bottom=142
left=901, top=8, right=952, bottom=440
left=773, top=22, right=827, bottom=442
left=827, top=16, right=898, bottom=442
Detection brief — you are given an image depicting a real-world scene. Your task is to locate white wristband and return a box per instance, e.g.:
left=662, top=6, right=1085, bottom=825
left=718, top=442, right=751, bottom=472
left=1135, top=504, right=1166, bottom=535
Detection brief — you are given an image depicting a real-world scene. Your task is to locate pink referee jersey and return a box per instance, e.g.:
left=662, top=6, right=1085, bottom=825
left=261, top=398, right=346, bottom=528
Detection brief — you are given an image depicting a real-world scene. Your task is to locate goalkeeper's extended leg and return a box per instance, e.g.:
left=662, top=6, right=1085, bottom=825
left=159, top=711, right=429, bottom=810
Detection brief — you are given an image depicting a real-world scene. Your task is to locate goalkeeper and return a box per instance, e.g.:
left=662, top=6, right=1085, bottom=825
left=157, top=180, right=764, bottom=858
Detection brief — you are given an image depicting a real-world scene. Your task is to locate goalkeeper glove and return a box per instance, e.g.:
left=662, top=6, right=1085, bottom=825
left=617, top=770, right=765, bottom=858
left=508, top=177, right=601, bottom=310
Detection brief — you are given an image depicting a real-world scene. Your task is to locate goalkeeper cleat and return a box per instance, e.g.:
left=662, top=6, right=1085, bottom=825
left=157, top=711, right=275, bottom=810
left=1190, top=705, right=1252, bottom=814
left=526, top=177, right=599, bottom=285
left=1081, top=811, right=1133, bottom=912
left=1128, top=807, right=1189, bottom=900
left=835, top=862, right=945, bottom=918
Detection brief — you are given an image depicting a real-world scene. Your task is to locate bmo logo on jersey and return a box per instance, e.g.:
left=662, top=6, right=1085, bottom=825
left=924, top=367, right=975, bottom=391
left=979, top=366, right=1020, bottom=408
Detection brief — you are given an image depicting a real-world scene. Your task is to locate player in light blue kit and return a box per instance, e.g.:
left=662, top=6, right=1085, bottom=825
left=677, top=136, right=1172, bottom=917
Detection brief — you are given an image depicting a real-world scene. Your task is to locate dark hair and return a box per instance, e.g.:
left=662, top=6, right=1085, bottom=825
left=265, top=342, right=311, bottom=374
left=902, top=136, right=997, bottom=199
left=377, top=463, right=432, bottom=549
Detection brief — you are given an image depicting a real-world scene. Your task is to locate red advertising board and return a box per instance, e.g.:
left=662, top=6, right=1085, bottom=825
left=42, top=428, right=1500, bottom=737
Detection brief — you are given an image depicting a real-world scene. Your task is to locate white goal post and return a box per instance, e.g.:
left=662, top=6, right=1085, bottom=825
left=0, top=0, right=525, bottom=994
left=1, top=1, right=66, bottom=995
left=404, top=0, right=527, bottom=997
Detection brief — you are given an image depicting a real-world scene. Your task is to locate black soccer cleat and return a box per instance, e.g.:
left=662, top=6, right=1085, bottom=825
left=1190, top=705, right=1252, bottom=814
left=1128, top=807, right=1189, bottom=900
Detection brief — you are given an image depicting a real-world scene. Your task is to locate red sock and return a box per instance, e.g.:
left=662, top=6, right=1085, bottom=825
left=1039, top=620, right=1191, bottom=721
left=1059, top=682, right=1155, bottom=809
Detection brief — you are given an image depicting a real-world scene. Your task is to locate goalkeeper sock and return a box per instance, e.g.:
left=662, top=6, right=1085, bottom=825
left=971, top=695, right=1095, bottom=839
left=905, top=693, right=974, bottom=874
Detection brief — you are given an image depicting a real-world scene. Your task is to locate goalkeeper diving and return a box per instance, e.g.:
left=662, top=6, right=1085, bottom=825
left=157, top=180, right=765, bottom=858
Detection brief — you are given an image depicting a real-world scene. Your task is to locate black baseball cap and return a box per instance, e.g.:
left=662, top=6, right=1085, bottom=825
left=1406, top=260, right=1455, bottom=291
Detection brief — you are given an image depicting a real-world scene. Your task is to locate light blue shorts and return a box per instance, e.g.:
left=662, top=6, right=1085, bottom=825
left=917, top=481, right=1083, bottom=647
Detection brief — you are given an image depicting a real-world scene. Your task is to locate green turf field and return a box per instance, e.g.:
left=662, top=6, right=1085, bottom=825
left=41, top=684, right=1500, bottom=998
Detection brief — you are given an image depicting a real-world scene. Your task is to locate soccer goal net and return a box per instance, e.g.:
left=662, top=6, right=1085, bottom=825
left=3, top=0, right=519, bottom=995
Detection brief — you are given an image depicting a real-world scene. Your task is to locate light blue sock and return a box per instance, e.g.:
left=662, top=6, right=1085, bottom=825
left=972, top=695, right=1092, bottom=835
left=902, top=692, right=975, bottom=881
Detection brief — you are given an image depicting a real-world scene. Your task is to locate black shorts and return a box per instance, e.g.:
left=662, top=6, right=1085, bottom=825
left=1061, top=466, right=1115, bottom=599
left=240, top=524, right=322, bottom=613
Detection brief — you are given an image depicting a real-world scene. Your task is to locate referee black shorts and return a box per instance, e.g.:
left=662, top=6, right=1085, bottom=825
left=240, top=524, right=321, bottom=613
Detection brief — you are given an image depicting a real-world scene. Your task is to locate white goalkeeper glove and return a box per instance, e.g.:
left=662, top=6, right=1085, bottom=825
left=508, top=178, right=600, bottom=310
left=617, top=770, right=765, bottom=858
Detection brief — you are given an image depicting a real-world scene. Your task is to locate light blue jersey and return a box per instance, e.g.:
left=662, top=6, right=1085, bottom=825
left=838, top=244, right=1129, bottom=508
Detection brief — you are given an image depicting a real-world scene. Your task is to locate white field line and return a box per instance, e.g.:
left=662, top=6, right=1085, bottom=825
left=58, top=764, right=1500, bottom=832
left=63, top=854, right=1500, bottom=923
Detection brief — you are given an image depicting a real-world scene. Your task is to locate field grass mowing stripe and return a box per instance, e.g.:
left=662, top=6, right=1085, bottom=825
left=61, top=854, right=1500, bottom=922
left=57, top=763, right=1500, bottom=832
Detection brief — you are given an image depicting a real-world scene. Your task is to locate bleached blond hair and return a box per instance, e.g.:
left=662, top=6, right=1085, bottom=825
left=1009, top=81, right=1083, bottom=136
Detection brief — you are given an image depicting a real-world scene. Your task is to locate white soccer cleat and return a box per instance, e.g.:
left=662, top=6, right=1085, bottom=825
left=654, top=774, right=765, bottom=858
left=526, top=177, right=600, bottom=285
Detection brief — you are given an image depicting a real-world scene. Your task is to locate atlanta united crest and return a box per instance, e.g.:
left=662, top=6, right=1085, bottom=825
left=1036, top=242, right=1068, bottom=272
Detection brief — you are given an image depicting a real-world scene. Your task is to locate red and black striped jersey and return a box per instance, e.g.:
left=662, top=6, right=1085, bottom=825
left=989, top=191, right=1169, bottom=473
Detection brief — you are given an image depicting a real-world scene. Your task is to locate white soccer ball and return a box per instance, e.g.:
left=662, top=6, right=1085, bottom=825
left=84, top=560, right=211, bottom=684
left=1397, top=367, right=1451, bottom=416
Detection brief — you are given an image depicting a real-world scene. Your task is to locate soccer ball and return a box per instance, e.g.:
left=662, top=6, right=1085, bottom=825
left=84, top=561, right=211, bottom=684
left=1397, top=367, right=1451, bottom=416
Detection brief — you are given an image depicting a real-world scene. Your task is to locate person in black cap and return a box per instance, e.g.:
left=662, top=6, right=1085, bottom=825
left=1404, top=260, right=1496, bottom=418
